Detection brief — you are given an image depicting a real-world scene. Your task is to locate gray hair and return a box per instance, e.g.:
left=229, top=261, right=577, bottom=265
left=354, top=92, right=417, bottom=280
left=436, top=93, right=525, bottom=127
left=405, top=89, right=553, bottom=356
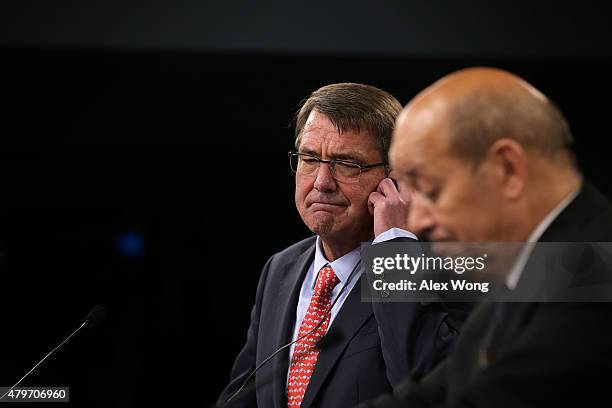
left=294, top=83, right=402, bottom=163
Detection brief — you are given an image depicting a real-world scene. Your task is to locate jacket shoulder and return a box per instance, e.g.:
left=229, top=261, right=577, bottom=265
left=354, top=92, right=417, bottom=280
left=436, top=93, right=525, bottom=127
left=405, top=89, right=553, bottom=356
left=268, top=235, right=317, bottom=264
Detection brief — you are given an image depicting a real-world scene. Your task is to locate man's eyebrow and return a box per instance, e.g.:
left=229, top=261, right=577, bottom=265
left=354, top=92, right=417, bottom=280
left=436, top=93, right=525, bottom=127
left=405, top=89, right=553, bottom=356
left=298, top=147, right=320, bottom=156
left=407, top=168, right=420, bottom=178
left=297, top=149, right=370, bottom=164
left=329, top=152, right=371, bottom=163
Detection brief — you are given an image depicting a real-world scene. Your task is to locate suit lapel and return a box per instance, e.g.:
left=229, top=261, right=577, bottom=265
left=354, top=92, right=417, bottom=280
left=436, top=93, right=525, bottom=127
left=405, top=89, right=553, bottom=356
left=539, top=182, right=610, bottom=242
left=271, top=242, right=316, bottom=408
left=300, top=275, right=374, bottom=408
left=470, top=184, right=612, bottom=375
left=483, top=301, right=534, bottom=365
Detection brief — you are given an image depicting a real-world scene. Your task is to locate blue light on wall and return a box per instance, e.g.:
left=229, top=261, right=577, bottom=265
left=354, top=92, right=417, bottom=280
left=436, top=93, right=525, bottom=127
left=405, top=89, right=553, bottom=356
left=116, top=232, right=146, bottom=258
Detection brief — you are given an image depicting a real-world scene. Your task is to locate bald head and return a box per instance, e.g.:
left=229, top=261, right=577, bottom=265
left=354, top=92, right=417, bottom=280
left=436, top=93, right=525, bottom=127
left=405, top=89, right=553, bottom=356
left=396, top=67, right=573, bottom=166
left=391, top=67, right=581, bottom=242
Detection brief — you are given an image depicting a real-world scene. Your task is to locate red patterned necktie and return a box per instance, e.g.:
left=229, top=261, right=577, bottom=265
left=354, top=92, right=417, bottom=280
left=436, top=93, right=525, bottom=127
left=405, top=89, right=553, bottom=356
left=287, top=265, right=340, bottom=407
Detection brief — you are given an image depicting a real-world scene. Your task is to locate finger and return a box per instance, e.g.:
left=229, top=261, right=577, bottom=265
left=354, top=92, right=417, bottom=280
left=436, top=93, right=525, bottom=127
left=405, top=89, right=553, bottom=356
left=368, top=191, right=385, bottom=208
left=368, top=191, right=386, bottom=215
left=377, top=178, right=400, bottom=197
left=367, top=193, right=376, bottom=216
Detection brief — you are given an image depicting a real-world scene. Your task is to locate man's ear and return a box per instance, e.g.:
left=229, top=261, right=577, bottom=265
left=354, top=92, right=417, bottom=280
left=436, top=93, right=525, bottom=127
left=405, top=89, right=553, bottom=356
left=486, top=138, right=528, bottom=201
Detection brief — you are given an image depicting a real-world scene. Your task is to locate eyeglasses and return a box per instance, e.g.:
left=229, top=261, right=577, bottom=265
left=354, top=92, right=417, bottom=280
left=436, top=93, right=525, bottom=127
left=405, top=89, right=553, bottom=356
left=288, top=151, right=387, bottom=183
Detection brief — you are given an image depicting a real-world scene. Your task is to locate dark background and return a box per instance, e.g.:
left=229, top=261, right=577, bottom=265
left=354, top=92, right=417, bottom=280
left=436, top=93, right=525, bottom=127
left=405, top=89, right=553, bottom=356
left=0, top=1, right=611, bottom=406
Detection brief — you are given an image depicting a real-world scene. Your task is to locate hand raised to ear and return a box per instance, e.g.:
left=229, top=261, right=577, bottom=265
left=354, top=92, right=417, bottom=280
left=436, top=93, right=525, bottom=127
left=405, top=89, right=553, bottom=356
left=368, top=178, right=412, bottom=238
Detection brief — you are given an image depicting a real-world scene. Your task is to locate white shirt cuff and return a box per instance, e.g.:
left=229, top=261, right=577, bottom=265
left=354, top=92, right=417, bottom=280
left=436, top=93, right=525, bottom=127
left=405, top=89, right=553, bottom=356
left=373, top=227, right=418, bottom=243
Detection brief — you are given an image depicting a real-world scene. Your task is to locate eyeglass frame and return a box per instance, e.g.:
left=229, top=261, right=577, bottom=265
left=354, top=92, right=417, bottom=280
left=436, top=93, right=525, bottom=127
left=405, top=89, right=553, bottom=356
left=288, top=151, right=388, bottom=182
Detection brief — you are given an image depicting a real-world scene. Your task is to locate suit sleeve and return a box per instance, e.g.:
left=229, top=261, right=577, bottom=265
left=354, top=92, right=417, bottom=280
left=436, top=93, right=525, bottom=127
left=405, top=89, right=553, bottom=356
left=370, top=237, right=471, bottom=385
left=217, top=256, right=273, bottom=408
left=372, top=298, right=466, bottom=385
left=355, top=360, right=449, bottom=408
left=361, top=302, right=612, bottom=408
left=430, top=302, right=612, bottom=408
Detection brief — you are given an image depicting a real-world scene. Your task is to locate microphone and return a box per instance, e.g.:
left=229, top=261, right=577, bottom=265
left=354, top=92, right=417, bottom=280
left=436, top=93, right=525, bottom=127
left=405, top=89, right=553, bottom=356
left=84, top=305, right=107, bottom=329
left=0, top=305, right=107, bottom=402
left=216, top=329, right=343, bottom=408
left=218, top=260, right=361, bottom=407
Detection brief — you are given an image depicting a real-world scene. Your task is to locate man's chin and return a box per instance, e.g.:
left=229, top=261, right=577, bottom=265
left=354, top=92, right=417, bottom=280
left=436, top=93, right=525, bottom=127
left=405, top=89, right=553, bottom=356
left=307, top=217, right=335, bottom=237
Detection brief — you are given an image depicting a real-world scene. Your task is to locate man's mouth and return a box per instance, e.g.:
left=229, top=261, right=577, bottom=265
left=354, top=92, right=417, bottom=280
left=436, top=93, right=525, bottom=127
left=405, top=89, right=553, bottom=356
left=309, top=202, right=346, bottom=212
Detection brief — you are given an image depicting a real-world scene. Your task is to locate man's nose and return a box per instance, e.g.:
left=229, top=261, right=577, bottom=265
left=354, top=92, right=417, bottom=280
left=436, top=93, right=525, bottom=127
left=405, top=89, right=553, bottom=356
left=313, top=162, right=337, bottom=192
left=408, top=193, right=436, bottom=238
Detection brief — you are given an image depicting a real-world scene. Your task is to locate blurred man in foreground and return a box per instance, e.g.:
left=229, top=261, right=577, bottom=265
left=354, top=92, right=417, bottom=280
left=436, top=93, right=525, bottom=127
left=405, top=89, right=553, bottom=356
left=358, top=67, right=612, bottom=407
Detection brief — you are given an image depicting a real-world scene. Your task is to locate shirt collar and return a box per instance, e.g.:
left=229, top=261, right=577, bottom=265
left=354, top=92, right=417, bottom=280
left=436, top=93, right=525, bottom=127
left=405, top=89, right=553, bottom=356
left=313, top=236, right=361, bottom=288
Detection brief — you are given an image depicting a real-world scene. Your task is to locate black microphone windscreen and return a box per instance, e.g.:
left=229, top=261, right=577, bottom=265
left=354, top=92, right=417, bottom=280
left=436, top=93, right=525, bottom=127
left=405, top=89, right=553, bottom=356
left=84, top=305, right=107, bottom=329
left=316, top=329, right=343, bottom=350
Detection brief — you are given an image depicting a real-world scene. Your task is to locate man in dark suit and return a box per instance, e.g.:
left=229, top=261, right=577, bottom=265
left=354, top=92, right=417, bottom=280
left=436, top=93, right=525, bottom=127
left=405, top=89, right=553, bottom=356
left=217, top=83, right=468, bottom=407
left=358, top=67, right=612, bottom=407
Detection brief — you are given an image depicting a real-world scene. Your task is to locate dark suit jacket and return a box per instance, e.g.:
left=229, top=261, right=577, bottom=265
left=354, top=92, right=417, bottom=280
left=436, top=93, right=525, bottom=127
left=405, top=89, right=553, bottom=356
left=358, top=183, right=612, bottom=408
left=218, top=236, right=468, bottom=408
